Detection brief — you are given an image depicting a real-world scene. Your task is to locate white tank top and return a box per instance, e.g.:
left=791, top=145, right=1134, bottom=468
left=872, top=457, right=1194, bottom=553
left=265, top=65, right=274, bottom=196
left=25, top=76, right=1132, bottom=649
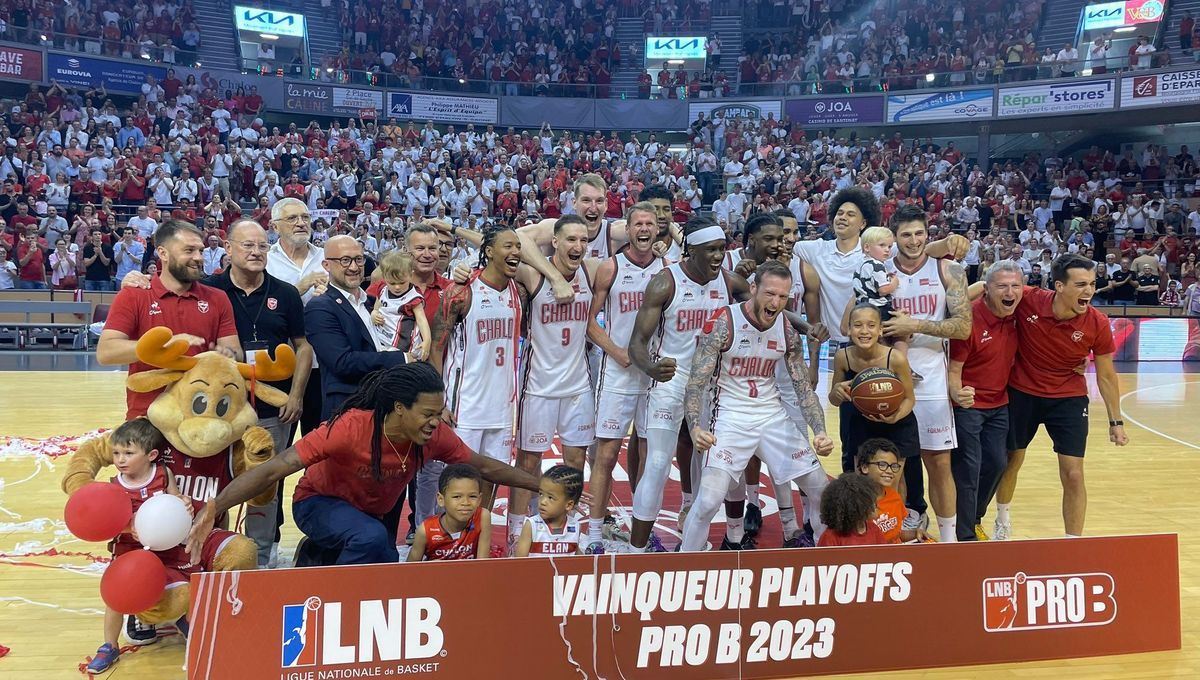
left=598, top=249, right=667, bottom=395
left=788, top=256, right=806, bottom=313
left=524, top=515, right=580, bottom=557
left=443, top=273, right=522, bottom=428
left=891, top=255, right=949, bottom=400
left=652, top=263, right=731, bottom=383
left=711, top=302, right=787, bottom=424
left=374, top=285, right=423, bottom=351
left=723, top=248, right=745, bottom=272
left=588, top=220, right=612, bottom=259
left=521, top=266, right=593, bottom=398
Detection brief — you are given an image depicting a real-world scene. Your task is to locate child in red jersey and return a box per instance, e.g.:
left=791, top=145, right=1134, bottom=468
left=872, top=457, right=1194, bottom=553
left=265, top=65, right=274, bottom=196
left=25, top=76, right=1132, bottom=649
left=408, top=464, right=490, bottom=561
left=817, top=473, right=889, bottom=547
left=89, top=419, right=193, bottom=673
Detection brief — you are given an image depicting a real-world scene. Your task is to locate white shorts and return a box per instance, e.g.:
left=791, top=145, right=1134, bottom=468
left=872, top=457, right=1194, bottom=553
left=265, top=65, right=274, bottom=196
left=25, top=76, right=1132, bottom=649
left=518, top=392, right=596, bottom=452
left=457, top=427, right=514, bottom=463
left=913, top=399, right=957, bottom=451
left=595, top=389, right=648, bottom=440
left=645, top=376, right=689, bottom=433
left=704, top=414, right=821, bottom=482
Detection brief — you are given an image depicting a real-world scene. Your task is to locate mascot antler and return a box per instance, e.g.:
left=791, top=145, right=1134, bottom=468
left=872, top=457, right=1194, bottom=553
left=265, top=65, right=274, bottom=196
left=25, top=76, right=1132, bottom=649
left=137, top=326, right=200, bottom=371
left=238, top=344, right=297, bottom=382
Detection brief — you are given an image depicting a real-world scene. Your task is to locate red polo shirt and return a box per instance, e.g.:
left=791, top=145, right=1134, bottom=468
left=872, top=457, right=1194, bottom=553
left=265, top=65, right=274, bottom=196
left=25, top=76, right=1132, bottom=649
left=950, top=298, right=1018, bottom=409
left=105, top=276, right=237, bottom=419
left=1008, top=287, right=1114, bottom=399
left=293, top=410, right=471, bottom=516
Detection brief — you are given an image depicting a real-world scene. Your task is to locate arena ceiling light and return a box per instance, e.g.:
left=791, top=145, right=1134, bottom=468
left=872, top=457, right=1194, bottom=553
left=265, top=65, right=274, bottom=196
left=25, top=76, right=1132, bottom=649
left=667, top=59, right=686, bottom=65
left=1113, top=26, right=1138, bottom=32
left=260, top=33, right=280, bottom=40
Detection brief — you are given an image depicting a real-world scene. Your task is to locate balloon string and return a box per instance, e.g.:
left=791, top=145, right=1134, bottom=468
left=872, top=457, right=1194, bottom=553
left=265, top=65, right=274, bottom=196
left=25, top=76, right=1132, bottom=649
left=225, top=572, right=243, bottom=617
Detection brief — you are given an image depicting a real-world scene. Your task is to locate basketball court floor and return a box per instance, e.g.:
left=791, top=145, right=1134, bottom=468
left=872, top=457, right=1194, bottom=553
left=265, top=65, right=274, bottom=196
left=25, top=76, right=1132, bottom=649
left=0, top=360, right=1196, bottom=679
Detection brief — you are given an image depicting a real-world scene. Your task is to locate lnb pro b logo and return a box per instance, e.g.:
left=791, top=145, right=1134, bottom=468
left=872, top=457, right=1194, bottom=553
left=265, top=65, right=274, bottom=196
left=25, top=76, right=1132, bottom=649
left=982, top=572, right=1116, bottom=632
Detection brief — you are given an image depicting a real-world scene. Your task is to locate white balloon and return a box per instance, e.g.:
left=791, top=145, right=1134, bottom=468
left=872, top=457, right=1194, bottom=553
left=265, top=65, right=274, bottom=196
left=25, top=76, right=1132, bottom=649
left=133, top=494, right=192, bottom=551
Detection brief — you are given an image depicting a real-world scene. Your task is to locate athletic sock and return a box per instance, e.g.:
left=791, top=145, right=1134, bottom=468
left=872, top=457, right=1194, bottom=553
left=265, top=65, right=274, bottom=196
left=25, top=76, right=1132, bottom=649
left=726, top=517, right=745, bottom=543
left=681, top=491, right=693, bottom=510
left=995, top=503, right=1011, bottom=524
left=778, top=506, right=800, bottom=536
left=745, top=485, right=759, bottom=508
left=507, top=513, right=526, bottom=541
left=1065, top=533, right=1081, bottom=538
left=587, top=521, right=603, bottom=543
left=937, top=516, right=958, bottom=543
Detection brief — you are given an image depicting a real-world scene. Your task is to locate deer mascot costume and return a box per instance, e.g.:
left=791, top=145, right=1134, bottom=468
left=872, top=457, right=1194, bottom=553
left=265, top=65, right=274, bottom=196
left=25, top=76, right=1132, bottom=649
left=62, top=326, right=296, bottom=624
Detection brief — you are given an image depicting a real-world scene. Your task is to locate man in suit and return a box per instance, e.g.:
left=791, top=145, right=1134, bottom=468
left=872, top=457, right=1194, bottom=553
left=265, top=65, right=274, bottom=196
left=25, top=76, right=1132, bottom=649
left=305, top=235, right=410, bottom=421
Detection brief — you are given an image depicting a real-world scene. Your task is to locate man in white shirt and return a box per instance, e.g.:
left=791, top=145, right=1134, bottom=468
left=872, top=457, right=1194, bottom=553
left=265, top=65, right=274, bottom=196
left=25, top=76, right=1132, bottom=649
left=1055, top=43, right=1079, bottom=77
left=788, top=192, right=811, bottom=224
left=128, top=206, right=158, bottom=240
left=1133, top=36, right=1156, bottom=69
left=726, top=186, right=748, bottom=233
left=1033, top=199, right=1054, bottom=231
left=174, top=169, right=199, bottom=204
left=711, top=189, right=733, bottom=226
left=149, top=169, right=175, bottom=206
left=202, top=235, right=226, bottom=275
left=1049, top=181, right=1072, bottom=228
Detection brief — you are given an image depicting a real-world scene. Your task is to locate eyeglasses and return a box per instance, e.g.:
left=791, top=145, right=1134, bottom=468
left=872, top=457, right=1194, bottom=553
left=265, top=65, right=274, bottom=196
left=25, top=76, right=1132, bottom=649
left=867, top=461, right=902, bottom=473
left=278, top=214, right=311, bottom=224
left=326, top=255, right=366, bottom=268
left=235, top=241, right=270, bottom=252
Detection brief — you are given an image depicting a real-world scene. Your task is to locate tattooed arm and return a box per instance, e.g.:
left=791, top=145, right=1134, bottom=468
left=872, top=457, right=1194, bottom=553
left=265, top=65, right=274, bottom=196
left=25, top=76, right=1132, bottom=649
left=785, top=325, right=835, bottom=456
left=685, top=311, right=728, bottom=453
left=429, top=283, right=469, bottom=374
left=882, top=259, right=973, bottom=340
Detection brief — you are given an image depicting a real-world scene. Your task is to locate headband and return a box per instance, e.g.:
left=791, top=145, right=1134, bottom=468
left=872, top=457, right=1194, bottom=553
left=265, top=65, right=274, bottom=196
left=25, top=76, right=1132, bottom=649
left=685, top=225, right=727, bottom=246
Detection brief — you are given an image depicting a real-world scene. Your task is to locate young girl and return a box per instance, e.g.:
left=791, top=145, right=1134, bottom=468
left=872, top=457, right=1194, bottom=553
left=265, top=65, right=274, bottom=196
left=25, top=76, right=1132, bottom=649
left=847, top=226, right=918, bottom=379
left=407, top=464, right=490, bottom=561
left=515, top=465, right=583, bottom=557
left=370, top=251, right=430, bottom=358
left=830, top=304, right=919, bottom=477
left=817, top=473, right=889, bottom=547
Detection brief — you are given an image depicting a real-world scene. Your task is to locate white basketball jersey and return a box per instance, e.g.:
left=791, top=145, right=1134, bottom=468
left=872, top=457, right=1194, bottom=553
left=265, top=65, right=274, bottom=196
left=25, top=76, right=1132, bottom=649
left=443, top=274, right=522, bottom=428
left=891, top=255, right=949, bottom=400
left=521, top=267, right=593, bottom=398
left=598, top=250, right=667, bottom=395
left=524, top=515, right=581, bottom=557
left=374, top=285, right=423, bottom=351
left=710, top=302, right=787, bottom=425
left=788, top=256, right=806, bottom=313
left=723, top=248, right=745, bottom=271
left=651, top=264, right=731, bottom=382
left=588, top=220, right=612, bottom=259
left=663, top=239, right=682, bottom=263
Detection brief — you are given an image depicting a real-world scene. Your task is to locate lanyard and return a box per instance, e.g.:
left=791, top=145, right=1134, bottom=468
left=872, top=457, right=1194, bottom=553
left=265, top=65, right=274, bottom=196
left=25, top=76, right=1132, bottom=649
left=232, top=277, right=270, bottom=345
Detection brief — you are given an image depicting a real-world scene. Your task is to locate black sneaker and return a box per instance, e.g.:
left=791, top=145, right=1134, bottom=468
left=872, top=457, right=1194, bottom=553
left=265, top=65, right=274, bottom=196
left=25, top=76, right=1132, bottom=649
left=743, top=503, right=763, bottom=537
left=124, top=615, right=158, bottom=646
left=719, top=534, right=758, bottom=551
left=175, top=617, right=190, bottom=639
left=294, top=536, right=342, bottom=567
left=405, top=527, right=416, bottom=546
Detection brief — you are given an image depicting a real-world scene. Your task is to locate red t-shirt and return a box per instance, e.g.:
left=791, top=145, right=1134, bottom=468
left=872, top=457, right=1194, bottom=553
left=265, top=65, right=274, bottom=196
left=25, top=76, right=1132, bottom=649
left=949, top=298, right=1019, bottom=409
left=1008, top=286, right=1114, bottom=398
left=818, top=522, right=888, bottom=547
left=104, top=276, right=237, bottom=419
left=294, top=411, right=472, bottom=516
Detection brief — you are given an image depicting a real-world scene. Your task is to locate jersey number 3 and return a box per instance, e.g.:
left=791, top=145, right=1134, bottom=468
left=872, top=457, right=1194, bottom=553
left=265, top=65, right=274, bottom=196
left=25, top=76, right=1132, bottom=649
left=495, top=347, right=505, bottom=366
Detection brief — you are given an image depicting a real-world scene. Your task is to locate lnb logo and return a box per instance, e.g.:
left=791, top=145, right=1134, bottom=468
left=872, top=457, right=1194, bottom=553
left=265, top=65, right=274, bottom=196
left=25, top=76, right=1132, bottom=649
left=982, top=571, right=1116, bottom=632
left=281, top=596, right=445, bottom=667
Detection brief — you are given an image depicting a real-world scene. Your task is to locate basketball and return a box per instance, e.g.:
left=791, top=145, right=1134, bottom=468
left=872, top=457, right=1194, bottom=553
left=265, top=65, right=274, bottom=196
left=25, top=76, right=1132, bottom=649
left=850, top=367, right=905, bottom=417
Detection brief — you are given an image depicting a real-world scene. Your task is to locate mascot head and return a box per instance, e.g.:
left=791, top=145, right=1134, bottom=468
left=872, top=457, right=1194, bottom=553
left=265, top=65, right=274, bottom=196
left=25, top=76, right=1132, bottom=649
left=128, top=326, right=296, bottom=458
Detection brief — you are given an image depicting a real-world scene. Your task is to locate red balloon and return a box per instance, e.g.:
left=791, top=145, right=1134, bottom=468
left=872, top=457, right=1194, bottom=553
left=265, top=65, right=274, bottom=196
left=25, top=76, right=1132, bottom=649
left=64, top=482, right=133, bottom=542
left=101, top=550, right=168, bottom=615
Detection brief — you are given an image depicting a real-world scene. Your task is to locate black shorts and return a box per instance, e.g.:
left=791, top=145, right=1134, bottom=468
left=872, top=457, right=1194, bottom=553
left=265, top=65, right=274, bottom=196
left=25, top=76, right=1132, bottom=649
left=1006, top=387, right=1089, bottom=457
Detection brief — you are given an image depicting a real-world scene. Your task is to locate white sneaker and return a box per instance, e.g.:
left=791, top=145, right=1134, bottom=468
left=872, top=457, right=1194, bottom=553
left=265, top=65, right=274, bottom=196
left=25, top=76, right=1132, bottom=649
left=993, top=519, right=1011, bottom=541
left=266, top=543, right=280, bottom=569
left=902, top=509, right=928, bottom=532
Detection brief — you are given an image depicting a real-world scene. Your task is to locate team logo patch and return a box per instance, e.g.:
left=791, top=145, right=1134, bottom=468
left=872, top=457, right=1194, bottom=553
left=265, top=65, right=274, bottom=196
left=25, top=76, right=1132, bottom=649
left=267, top=297, right=278, bottom=310
left=767, top=340, right=779, bottom=350
left=1071, top=330, right=1084, bottom=342
left=709, top=290, right=722, bottom=299
left=149, top=301, right=162, bottom=316
left=197, top=300, right=209, bottom=314
left=281, top=596, right=322, bottom=667
left=982, top=571, right=1116, bottom=633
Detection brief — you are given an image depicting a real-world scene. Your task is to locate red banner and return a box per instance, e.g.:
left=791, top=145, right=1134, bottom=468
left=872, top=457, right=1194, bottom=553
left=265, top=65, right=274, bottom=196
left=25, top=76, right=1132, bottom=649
left=0, top=45, right=44, bottom=82
left=187, top=535, right=1179, bottom=679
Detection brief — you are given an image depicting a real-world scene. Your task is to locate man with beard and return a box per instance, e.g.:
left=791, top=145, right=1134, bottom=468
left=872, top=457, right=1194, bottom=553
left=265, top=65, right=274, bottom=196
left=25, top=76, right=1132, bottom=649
left=99, top=220, right=241, bottom=421
left=267, top=197, right=329, bottom=435
left=430, top=226, right=524, bottom=508
left=585, top=203, right=666, bottom=551
left=305, top=236, right=412, bottom=422
left=972, top=254, right=1128, bottom=539
left=948, top=260, right=1022, bottom=542
left=681, top=261, right=834, bottom=551
left=879, top=205, right=973, bottom=543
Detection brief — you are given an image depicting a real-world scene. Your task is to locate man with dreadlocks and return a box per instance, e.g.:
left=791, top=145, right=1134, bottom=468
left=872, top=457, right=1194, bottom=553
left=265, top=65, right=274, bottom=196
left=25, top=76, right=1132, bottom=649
left=186, top=363, right=540, bottom=565
left=429, top=226, right=524, bottom=509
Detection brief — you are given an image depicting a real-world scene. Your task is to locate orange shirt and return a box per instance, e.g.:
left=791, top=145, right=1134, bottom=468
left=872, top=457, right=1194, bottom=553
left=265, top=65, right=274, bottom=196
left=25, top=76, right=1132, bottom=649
left=873, top=486, right=906, bottom=544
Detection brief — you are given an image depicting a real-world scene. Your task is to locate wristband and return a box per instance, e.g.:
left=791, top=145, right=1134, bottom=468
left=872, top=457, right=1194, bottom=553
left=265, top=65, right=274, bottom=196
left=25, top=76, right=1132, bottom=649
left=1109, top=420, right=1123, bottom=427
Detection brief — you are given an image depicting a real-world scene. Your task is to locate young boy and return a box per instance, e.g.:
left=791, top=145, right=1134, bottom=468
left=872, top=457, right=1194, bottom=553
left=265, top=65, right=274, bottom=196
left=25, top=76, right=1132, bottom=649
left=408, top=464, right=491, bottom=561
left=370, top=251, right=431, bottom=358
left=817, top=473, right=889, bottom=547
left=88, top=419, right=193, bottom=674
left=515, top=465, right=583, bottom=557
left=850, top=226, right=919, bottom=379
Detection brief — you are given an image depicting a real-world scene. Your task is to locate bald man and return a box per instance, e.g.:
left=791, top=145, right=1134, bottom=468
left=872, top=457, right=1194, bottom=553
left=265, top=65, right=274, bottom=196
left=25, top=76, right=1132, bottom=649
left=304, top=235, right=411, bottom=421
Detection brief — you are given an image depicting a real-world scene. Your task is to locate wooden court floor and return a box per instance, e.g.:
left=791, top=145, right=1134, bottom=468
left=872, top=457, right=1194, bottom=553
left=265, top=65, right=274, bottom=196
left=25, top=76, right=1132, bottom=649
left=0, top=371, right=1196, bottom=679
